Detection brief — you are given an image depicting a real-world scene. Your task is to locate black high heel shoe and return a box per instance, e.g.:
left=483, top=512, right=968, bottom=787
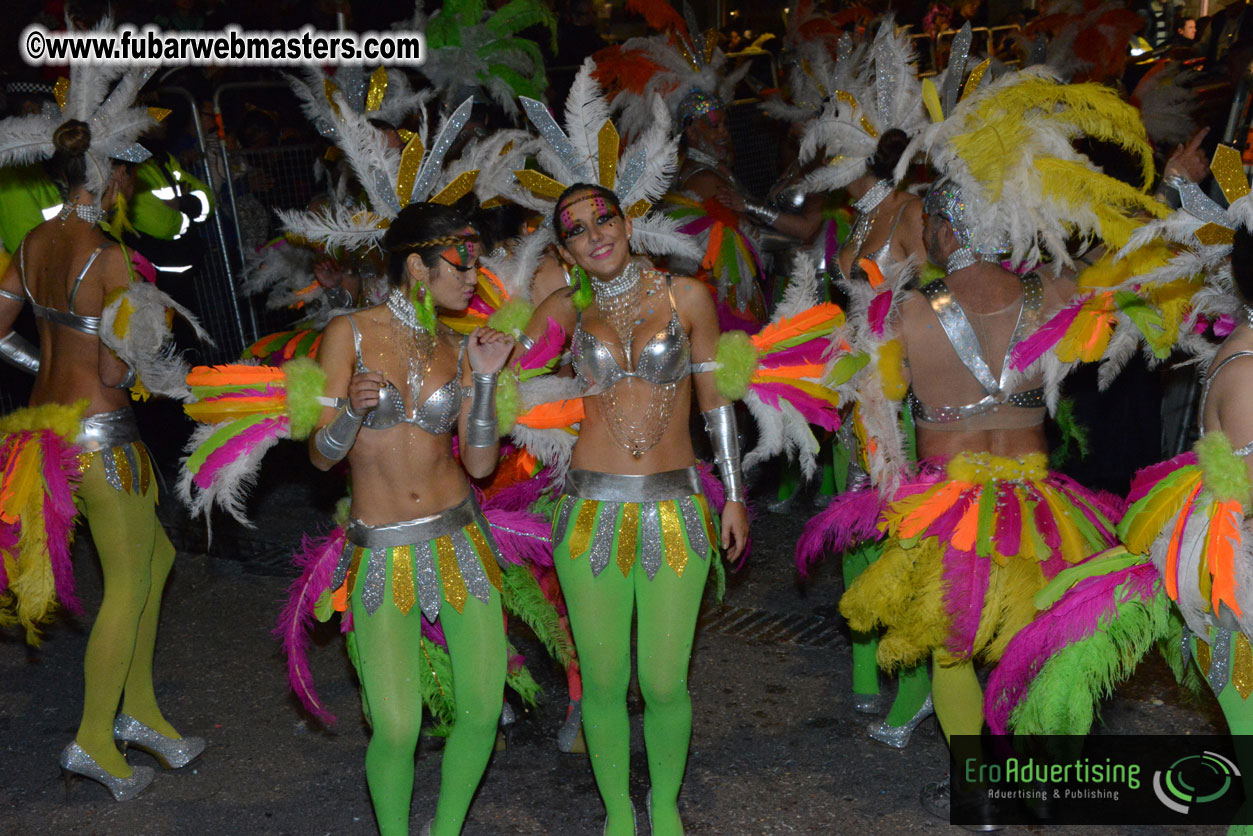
left=113, top=714, right=206, bottom=769
left=59, top=741, right=154, bottom=802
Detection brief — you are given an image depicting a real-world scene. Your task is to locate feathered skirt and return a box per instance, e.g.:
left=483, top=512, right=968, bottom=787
left=837, top=452, right=1123, bottom=668
left=0, top=402, right=156, bottom=644
left=1120, top=438, right=1253, bottom=700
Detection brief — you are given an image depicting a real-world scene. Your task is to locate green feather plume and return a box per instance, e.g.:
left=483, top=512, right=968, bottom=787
left=487, top=298, right=536, bottom=337
left=497, top=370, right=520, bottom=436
left=1049, top=397, right=1090, bottom=469
left=505, top=646, right=543, bottom=707
left=1009, top=580, right=1172, bottom=735
left=284, top=357, right=327, bottom=440
left=713, top=331, right=759, bottom=401
left=418, top=635, right=457, bottom=736
left=1195, top=431, right=1252, bottom=508
left=502, top=564, right=574, bottom=666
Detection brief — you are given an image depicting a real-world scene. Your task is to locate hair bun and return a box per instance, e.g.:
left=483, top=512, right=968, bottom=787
left=52, top=120, right=91, bottom=157
left=868, top=128, right=910, bottom=180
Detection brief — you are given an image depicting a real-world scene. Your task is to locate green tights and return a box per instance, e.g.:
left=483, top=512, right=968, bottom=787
left=350, top=550, right=506, bottom=836
left=554, top=537, right=712, bottom=836
left=845, top=543, right=931, bottom=725
left=75, top=449, right=178, bottom=779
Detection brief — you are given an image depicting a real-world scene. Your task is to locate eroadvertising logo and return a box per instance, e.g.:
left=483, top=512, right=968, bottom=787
left=1152, top=751, right=1241, bottom=815
left=948, top=734, right=1250, bottom=827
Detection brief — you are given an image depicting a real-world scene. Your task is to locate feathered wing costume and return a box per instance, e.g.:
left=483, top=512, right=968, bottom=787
left=985, top=150, right=1253, bottom=736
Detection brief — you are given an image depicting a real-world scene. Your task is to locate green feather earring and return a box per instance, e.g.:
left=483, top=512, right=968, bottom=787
left=411, top=282, right=437, bottom=333
left=570, top=264, right=593, bottom=311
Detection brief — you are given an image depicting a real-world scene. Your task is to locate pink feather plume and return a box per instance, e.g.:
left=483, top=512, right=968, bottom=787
left=193, top=416, right=288, bottom=489
left=273, top=525, right=345, bottom=725
left=984, top=561, right=1160, bottom=734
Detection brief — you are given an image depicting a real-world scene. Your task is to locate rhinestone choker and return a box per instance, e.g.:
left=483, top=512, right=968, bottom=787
left=590, top=260, right=642, bottom=300
left=945, top=247, right=980, bottom=274
left=58, top=201, right=105, bottom=224
left=386, top=288, right=429, bottom=335
left=1244, top=305, right=1253, bottom=331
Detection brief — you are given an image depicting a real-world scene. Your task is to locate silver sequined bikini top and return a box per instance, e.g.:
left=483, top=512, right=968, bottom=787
left=908, top=272, right=1046, bottom=424
left=18, top=238, right=108, bottom=336
left=572, top=272, right=692, bottom=394
left=347, top=316, right=466, bottom=434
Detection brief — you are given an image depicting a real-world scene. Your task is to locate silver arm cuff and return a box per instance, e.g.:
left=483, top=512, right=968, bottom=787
left=314, top=403, right=364, bottom=462
left=0, top=331, right=40, bottom=374
left=745, top=201, right=779, bottom=225
left=465, top=372, right=499, bottom=448
left=703, top=404, right=745, bottom=504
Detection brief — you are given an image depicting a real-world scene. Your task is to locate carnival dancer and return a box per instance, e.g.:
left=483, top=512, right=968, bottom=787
left=801, top=28, right=1170, bottom=820
left=311, top=202, right=514, bottom=836
left=985, top=147, right=1253, bottom=741
left=507, top=58, right=759, bottom=833
left=778, top=15, right=933, bottom=744
left=0, top=61, right=208, bottom=801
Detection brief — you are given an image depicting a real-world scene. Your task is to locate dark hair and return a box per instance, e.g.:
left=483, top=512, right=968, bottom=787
left=44, top=119, right=91, bottom=194
left=1234, top=227, right=1253, bottom=306
left=381, top=201, right=474, bottom=288
left=551, top=183, right=623, bottom=241
left=867, top=128, right=910, bottom=180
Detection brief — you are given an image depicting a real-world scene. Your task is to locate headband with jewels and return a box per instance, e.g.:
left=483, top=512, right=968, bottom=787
left=677, top=89, right=726, bottom=128
left=0, top=20, right=164, bottom=205
left=892, top=23, right=1166, bottom=271
left=795, top=16, right=927, bottom=193
left=508, top=57, right=702, bottom=273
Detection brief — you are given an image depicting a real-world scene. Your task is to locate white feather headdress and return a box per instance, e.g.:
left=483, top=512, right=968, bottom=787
left=510, top=57, right=703, bottom=268
left=287, top=65, right=430, bottom=143
left=0, top=20, right=157, bottom=203
left=797, top=16, right=926, bottom=192
left=277, top=93, right=514, bottom=253
left=1115, top=146, right=1253, bottom=367
left=897, top=25, right=1165, bottom=270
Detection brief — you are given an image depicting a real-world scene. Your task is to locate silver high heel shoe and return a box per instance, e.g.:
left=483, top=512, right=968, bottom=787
left=59, top=741, right=154, bottom=802
left=852, top=692, right=882, bottom=715
left=113, top=714, right=206, bottom=769
left=867, top=693, right=933, bottom=748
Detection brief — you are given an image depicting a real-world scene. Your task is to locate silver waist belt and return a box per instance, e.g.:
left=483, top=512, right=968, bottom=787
left=909, top=387, right=1045, bottom=424
left=564, top=467, right=703, bottom=503
left=76, top=407, right=140, bottom=451
left=346, top=494, right=481, bottom=550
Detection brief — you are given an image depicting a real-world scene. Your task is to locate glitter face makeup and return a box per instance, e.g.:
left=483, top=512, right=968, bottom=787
left=557, top=192, right=622, bottom=240
left=439, top=229, right=480, bottom=272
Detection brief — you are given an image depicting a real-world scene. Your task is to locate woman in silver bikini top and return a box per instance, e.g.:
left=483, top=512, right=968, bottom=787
left=342, top=315, right=466, bottom=435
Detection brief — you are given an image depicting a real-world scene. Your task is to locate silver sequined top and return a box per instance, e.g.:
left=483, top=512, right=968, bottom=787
left=18, top=239, right=108, bottom=336
left=572, top=272, right=691, bottom=394
left=347, top=317, right=465, bottom=435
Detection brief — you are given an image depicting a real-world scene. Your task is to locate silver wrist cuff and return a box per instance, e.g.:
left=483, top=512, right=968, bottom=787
left=703, top=404, right=745, bottom=504
left=0, top=331, right=40, bottom=374
left=314, top=404, right=365, bottom=461
left=745, top=201, right=779, bottom=225
left=465, top=372, right=499, bottom=448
